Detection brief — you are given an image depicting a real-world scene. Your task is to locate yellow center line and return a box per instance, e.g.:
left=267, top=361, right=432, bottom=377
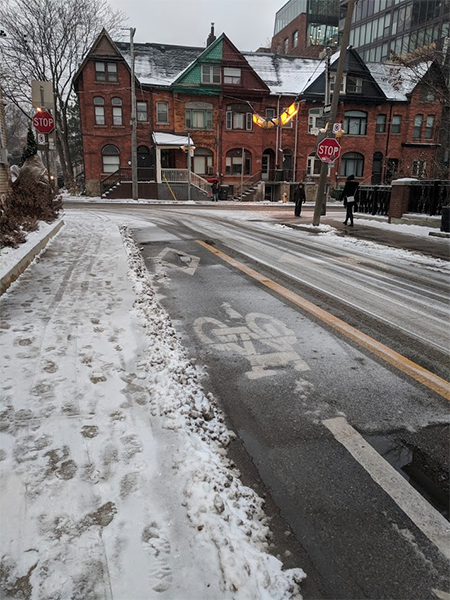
left=196, top=240, right=450, bottom=401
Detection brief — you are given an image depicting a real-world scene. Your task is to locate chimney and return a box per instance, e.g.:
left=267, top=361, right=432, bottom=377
left=206, top=23, right=216, bottom=47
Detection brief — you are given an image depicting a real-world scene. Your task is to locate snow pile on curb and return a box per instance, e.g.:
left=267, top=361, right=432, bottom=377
left=120, top=225, right=306, bottom=599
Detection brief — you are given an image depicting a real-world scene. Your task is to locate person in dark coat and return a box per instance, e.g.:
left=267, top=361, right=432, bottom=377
left=341, top=174, right=359, bottom=226
left=211, top=180, right=219, bottom=201
left=293, top=183, right=306, bottom=217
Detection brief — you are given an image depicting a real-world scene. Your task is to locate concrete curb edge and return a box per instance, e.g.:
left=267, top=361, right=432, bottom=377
left=0, top=219, right=65, bottom=296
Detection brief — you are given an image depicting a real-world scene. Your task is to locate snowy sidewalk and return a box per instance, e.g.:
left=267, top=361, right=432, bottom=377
left=0, top=211, right=304, bottom=599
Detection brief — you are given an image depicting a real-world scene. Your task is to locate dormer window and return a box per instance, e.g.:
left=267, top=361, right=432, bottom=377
left=224, top=68, right=241, bottom=85
left=346, top=76, right=363, bottom=94
left=329, top=74, right=346, bottom=94
left=202, top=65, right=221, bottom=84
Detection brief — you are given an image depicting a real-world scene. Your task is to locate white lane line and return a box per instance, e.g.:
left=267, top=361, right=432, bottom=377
left=323, top=417, right=450, bottom=562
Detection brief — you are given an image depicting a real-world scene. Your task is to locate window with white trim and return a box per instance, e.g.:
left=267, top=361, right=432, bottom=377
left=137, top=102, right=148, bottom=122
left=329, top=74, right=346, bottom=94
left=344, top=110, right=367, bottom=135
left=346, top=76, right=363, bottom=94
left=156, top=101, right=169, bottom=124
left=185, top=102, right=213, bottom=130
left=413, top=114, right=423, bottom=139
left=308, top=108, right=324, bottom=133
left=201, top=65, right=221, bottom=84
left=112, top=97, right=122, bottom=126
left=376, top=114, right=387, bottom=133
left=102, top=144, right=120, bottom=173
left=425, top=115, right=435, bottom=139
left=224, top=67, right=241, bottom=85
left=226, top=105, right=252, bottom=131
left=94, top=96, right=105, bottom=125
left=391, top=115, right=402, bottom=134
left=292, top=30, right=299, bottom=48
left=307, top=152, right=322, bottom=176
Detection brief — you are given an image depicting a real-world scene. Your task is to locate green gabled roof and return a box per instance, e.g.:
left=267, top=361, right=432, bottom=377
left=171, top=35, right=224, bottom=93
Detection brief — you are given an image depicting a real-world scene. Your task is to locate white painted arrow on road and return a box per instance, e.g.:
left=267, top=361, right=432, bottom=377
left=156, top=247, right=200, bottom=275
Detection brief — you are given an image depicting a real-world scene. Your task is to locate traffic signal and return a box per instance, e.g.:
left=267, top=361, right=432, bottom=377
left=252, top=101, right=299, bottom=129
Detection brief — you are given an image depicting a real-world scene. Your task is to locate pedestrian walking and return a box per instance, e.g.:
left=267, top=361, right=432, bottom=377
left=211, top=180, right=219, bottom=202
left=293, top=183, right=306, bottom=217
left=341, top=174, right=359, bottom=226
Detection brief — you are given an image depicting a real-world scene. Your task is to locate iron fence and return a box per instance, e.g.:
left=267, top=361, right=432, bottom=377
left=355, top=185, right=392, bottom=216
left=407, top=180, right=449, bottom=216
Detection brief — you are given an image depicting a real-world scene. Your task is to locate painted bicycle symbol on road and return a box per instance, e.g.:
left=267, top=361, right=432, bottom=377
left=193, top=311, right=309, bottom=380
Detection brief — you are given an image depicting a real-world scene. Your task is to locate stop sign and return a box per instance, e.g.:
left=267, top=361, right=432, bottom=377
left=32, top=111, right=55, bottom=134
left=317, top=137, right=341, bottom=163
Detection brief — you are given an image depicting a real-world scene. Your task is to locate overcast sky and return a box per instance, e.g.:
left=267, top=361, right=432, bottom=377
left=108, top=0, right=284, bottom=52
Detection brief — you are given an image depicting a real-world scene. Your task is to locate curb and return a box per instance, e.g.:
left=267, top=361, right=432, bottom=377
left=0, top=219, right=65, bottom=296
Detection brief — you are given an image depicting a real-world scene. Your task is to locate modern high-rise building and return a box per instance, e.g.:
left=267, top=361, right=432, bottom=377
left=340, top=0, right=449, bottom=63
left=270, top=0, right=339, bottom=57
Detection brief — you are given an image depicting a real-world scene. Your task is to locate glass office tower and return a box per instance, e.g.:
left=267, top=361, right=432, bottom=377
left=340, top=0, right=449, bottom=63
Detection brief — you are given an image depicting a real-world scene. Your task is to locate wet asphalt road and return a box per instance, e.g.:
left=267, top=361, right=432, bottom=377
left=126, top=208, right=449, bottom=600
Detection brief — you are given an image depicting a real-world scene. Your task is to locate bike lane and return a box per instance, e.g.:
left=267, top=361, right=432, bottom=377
left=137, top=233, right=450, bottom=600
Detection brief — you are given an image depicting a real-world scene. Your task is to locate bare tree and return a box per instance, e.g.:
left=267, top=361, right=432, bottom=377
left=0, top=0, right=126, bottom=189
left=5, top=102, right=28, bottom=165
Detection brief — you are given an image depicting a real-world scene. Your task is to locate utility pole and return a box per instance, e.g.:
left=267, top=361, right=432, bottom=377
left=313, top=0, right=356, bottom=226
left=187, top=134, right=191, bottom=201
left=130, top=27, right=138, bottom=200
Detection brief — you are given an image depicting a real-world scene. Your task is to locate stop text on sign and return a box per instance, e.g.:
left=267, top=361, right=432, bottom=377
left=32, top=111, right=55, bottom=134
left=316, top=138, right=341, bottom=163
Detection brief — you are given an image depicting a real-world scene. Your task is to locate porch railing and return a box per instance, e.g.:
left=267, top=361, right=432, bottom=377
left=161, top=169, right=210, bottom=195
left=231, top=170, right=263, bottom=199
left=100, top=167, right=156, bottom=195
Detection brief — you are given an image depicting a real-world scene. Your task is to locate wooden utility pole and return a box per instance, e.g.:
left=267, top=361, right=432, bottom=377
left=313, top=0, right=357, bottom=226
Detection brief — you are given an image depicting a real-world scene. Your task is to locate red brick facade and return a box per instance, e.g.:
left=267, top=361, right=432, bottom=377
left=74, top=31, right=447, bottom=199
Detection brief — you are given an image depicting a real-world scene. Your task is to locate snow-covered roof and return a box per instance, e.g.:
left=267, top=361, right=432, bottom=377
left=152, top=132, right=194, bottom=146
left=116, top=41, right=203, bottom=87
left=367, top=61, right=431, bottom=101
left=243, top=53, right=325, bottom=95
left=114, top=38, right=431, bottom=101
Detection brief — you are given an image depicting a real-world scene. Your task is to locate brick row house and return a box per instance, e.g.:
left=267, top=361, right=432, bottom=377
left=73, top=27, right=447, bottom=201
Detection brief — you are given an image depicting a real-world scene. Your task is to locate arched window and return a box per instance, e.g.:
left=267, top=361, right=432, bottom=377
left=225, top=149, right=251, bottom=176
left=94, top=97, right=105, bottom=125
left=340, top=152, right=364, bottom=178
left=112, top=97, right=123, bottom=126
left=102, top=145, right=120, bottom=173
left=344, top=110, right=367, bottom=135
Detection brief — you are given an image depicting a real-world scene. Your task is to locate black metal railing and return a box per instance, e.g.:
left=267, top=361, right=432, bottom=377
left=355, top=185, right=392, bottom=216
left=407, top=180, right=449, bottom=216
left=100, top=167, right=156, bottom=195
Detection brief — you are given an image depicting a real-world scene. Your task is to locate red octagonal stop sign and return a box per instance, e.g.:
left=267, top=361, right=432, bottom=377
left=316, top=137, right=341, bottom=163
left=32, top=111, right=55, bottom=134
